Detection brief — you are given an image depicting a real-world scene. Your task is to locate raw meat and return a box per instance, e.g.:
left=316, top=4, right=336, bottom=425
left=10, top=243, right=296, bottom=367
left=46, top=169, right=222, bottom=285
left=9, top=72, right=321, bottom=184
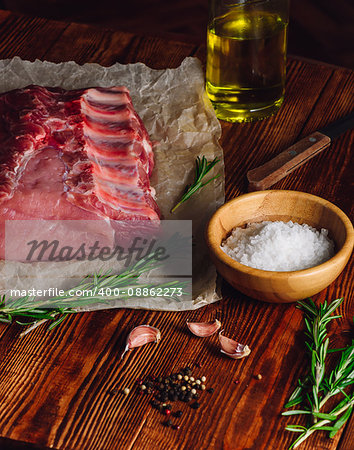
left=0, top=85, right=160, bottom=222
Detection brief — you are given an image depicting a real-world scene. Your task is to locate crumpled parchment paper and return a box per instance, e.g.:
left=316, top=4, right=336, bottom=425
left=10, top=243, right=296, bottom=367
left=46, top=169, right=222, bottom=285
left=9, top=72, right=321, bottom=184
left=0, top=56, right=224, bottom=311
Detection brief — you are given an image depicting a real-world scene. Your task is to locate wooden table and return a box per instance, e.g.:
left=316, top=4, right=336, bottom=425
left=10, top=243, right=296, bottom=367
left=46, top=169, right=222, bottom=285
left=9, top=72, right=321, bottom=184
left=0, top=10, right=352, bottom=450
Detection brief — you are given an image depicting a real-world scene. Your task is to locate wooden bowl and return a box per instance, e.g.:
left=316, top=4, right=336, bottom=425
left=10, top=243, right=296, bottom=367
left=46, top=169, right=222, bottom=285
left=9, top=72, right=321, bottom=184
left=206, top=190, right=354, bottom=303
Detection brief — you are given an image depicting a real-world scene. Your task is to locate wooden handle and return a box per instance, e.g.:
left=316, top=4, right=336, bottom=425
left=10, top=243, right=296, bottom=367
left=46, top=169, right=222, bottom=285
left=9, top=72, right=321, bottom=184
left=247, top=132, right=331, bottom=191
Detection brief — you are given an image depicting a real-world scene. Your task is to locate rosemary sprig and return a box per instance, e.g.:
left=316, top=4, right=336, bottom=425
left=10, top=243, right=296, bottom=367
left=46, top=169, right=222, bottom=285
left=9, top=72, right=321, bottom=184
left=283, top=297, right=354, bottom=448
left=171, top=156, right=221, bottom=213
left=284, top=395, right=354, bottom=449
left=0, top=251, right=190, bottom=336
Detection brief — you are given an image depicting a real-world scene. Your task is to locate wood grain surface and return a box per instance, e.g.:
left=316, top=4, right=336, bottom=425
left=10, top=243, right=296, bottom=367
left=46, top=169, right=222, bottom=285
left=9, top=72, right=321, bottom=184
left=0, top=10, right=352, bottom=450
left=2, top=0, right=354, bottom=69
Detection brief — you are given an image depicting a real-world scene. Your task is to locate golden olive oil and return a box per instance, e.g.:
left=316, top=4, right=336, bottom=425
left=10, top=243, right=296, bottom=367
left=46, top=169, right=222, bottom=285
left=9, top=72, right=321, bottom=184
left=206, top=11, right=288, bottom=122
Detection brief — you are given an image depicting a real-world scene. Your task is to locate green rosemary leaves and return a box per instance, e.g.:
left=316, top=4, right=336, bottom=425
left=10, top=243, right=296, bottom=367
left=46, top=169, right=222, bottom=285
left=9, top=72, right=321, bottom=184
left=171, top=156, right=220, bottom=213
left=0, top=253, right=189, bottom=336
left=283, top=297, right=354, bottom=449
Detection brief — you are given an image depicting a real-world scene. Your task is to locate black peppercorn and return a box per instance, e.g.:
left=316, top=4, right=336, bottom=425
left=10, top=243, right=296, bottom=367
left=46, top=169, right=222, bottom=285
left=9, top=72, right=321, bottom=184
left=184, top=367, right=192, bottom=376
left=150, top=400, right=159, bottom=409
left=164, top=419, right=172, bottom=427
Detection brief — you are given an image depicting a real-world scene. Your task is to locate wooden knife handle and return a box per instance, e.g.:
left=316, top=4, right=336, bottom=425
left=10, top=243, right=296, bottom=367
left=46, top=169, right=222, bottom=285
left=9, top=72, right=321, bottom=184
left=247, top=132, right=331, bottom=191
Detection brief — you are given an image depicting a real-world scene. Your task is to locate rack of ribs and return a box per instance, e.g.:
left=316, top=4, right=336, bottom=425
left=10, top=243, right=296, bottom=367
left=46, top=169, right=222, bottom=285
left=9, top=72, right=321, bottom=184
left=0, top=85, right=160, bottom=222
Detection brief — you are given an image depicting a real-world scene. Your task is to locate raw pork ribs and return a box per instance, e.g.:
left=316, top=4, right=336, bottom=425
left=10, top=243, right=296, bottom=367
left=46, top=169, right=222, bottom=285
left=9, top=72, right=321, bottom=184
left=0, top=85, right=160, bottom=221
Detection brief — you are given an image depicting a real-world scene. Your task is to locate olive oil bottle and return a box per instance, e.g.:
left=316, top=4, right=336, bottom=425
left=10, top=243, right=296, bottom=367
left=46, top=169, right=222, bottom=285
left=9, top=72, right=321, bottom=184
left=206, top=10, right=288, bottom=122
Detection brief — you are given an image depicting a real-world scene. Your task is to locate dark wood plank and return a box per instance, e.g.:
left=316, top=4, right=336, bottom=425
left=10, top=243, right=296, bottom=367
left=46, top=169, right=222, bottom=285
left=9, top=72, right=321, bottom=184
left=41, top=22, right=136, bottom=65
left=289, top=0, right=354, bottom=69
left=43, top=22, right=196, bottom=69
left=2, top=0, right=354, bottom=69
left=0, top=11, right=352, bottom=450
left=338, top=414, right=354, bottom=450
left=0, top=12, right=68, bottom=60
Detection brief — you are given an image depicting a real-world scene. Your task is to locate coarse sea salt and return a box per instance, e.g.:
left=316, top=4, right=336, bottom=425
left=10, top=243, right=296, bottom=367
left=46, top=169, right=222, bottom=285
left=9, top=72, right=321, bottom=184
left=221, top=221, right=335, bottom=272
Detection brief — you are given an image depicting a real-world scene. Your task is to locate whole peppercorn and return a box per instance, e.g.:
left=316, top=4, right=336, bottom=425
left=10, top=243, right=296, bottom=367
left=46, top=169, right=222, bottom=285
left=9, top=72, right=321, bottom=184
left=168, top=389, right=176, bottom=399
left=150, top=400, right=159, bottom=409
left=201, top=384, right=206, bottom=391
left=164, top=419, right=172, bottom=427
left=201, top=376, right=206, bottom=382
left=174, top=410, right=183, bottom=418
left=178, top=393, right=185, bottom=401
left=190, top=401, right=200, bottom=409
left=123, top=387, right=130, bottom=395
left=184, top=375, right=189, bottom=382
left=177, top=374, right=183, bottom=380
left=184, top=367, right=192, bottom=376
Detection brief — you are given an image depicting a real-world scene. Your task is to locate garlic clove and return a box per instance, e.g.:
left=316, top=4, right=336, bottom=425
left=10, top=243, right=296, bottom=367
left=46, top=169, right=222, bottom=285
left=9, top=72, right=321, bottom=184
left=219, top=330, right=251, bottom=359
left=187, top=319, right=221, bottom=337
left=121, top=325, right=161, bottom=359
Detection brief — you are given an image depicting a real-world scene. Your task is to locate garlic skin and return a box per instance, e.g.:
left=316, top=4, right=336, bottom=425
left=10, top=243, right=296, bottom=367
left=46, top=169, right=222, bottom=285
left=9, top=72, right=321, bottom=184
left=219, top=330, right=251, bottom=359
left=121, top=325, right=161, bottom=359
left=187, top=319, right=221, bottom=337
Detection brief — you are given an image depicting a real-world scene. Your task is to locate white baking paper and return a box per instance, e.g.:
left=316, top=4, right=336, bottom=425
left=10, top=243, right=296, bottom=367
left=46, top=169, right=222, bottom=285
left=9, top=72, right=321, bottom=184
left=0, top=56, right=224, bottom=311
